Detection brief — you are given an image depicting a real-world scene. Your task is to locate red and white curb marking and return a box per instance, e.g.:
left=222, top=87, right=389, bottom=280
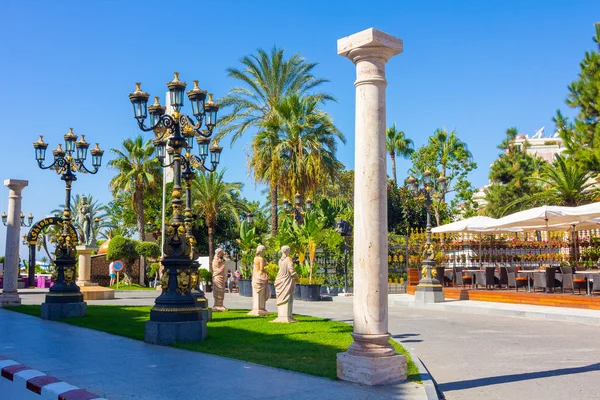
left=0, top=356, right=107, bottom=400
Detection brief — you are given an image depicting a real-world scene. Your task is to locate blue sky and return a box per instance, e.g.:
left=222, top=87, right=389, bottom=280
left=0, top=0, right=597, bottom=259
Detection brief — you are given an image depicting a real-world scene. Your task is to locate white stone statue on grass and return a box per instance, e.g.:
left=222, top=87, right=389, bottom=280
left=212, top=248, right=228, bottom=312
left=272, top=245, right=297, bottom=323
left=248, top=245, right=270, bottom=316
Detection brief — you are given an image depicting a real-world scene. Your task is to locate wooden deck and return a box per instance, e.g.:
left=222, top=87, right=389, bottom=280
left=406, top=285, right=600, bottom=310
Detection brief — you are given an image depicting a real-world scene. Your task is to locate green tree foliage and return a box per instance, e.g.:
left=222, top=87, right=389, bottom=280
left=410, top=128, right=477, bottom=224
left=108, top=135, right=161, bottom=241
left=388, top=182, right=439, bottom=233
left=554, top=23, right=600, bottom=173
left=106, top=235, right=138, bottom=285
left=135, top=241, right=160, bottom=259
left=237, top=219, right=259, bottom=277
left=484, top=127, right=544, bottom=217
left=386, top=124, right=414, bottom=186
left=510, top=154, right=599, bottom=208
left=314, top=168, right=354, bottom=203
left=219, top=47, right=333, bottom=236
left=192, top=170, right=247, bottom=266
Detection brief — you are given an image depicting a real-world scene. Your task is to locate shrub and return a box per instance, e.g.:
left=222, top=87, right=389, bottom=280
left=264, top=263, right=278, bottom=283
left=148, top=262, right=161, bottom=278
left=106, top=236, right=137, bottom=285
left=136, top=241, right=160, bottom=259
left=299, top=276, right=324, bottom=285
left=198, top=268, right=212, bottom=284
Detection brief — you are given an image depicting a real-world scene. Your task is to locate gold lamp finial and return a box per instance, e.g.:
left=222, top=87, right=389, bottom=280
left=173, top=72, right=180, bottom=81
left=152, top=96, right=161, bottom=106
left=134, top=82, right=142, bottom=92
left=193, top=80, right=199, bottom=89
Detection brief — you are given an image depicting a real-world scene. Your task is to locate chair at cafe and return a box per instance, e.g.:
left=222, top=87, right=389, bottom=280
left=507, top=266, right=528, bottom=291
left=434, top=266, right=446, bottom=286
left=474, top=267, right=496, bottom=290
left=560, top=266, right=586, bottom=295
left=499, top=265, right=509, bottom=289
left=591, top=274, right=600, bottom=296
left=453, top=266, right=472, bottom=288
left=533, top=268, right=560, bottom=293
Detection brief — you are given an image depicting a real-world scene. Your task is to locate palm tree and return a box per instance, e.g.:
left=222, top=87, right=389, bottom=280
left=512, top=154, right=599, bottom=208
left=386, top=124, right=414, bottom=186
left=218, top=47, right=333, bottom=235
left=108, top=136, right=161, bottom=241
left=192, top=170, right=247, bottom=269
left=261, top=94, right=345, bottom=203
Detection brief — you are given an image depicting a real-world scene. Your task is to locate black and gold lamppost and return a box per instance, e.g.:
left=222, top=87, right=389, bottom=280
left=282, top=193, right=313, bottom=224
left=2, top=212, right=34, bottom=227
left=33, top=129, right=104, bottom=319
left=407, top=170, right=447, bottom=303
left=128, top=72, right=220, bottom=345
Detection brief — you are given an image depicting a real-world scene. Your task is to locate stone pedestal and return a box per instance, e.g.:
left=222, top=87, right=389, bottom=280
left=336, top=28, right=407, bottom=385
left=192, top=290, right=212, bottom=321
left=144, top=320, right=207, bottom=345
left=271, top=300, right=297, bottom=323
left=0, top=179, right=28, bottom=307
left=76, top=245, right=98, bottom=286
left=41, top=302, right=87, bottom=320
left=414, top=260, right=445, bottom=303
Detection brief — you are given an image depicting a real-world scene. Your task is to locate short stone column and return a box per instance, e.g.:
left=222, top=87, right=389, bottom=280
left=76, top=245, right=98, bottom=286
left=0, top=179, right=28, bottom=306
left=336, top=28, right=406, bottom=385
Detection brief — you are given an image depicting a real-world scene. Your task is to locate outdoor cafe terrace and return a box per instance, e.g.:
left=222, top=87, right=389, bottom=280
left=402, top=204, right=600, bottom=310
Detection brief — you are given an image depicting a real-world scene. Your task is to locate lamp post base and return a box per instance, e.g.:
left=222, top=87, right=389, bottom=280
left=414, top=260, right=445, bottom=304
left=144, top=320, right=207, bottom=345
left=41, top=301, right=87, bottom=320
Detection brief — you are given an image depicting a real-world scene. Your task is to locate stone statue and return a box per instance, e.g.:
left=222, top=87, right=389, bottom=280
left=76, top=196, right=95, bottom=247
left=212, top=248, right=228, bottom=312
left=272, top=246, right=297, bottom=323
left=248, top=245, right=270, bottom=316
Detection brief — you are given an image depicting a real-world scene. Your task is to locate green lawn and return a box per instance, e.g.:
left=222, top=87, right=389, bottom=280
left=107, top=283, right=155, bottom=290
left=5, top=306, right=420, bottom=382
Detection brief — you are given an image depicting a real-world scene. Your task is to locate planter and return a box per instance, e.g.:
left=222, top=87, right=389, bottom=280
left=238, top=279, right=252, bottom=297
left=408, top=268, right=420, bottom=286
left=269, top=283, right=276, bottom=298
left=299, top=284, right=321, bottom=301
left=320, top=286, right=339, bottom=296
left=294, top=284, right=302, bottom=299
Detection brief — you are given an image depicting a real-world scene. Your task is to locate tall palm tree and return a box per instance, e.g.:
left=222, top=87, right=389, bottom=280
left=386, top=124, right=414, bottom=186
left=108, top=136, right=161, bottom=241
left=261, top=94, right=345, bottom=202
left=218, top=46, right=333, bottom=235
left=192, top=170, right=247, bottom=269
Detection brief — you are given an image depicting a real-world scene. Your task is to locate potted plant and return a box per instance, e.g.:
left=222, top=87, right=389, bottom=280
left=238, top=266, right=253, bottom=297
left=237, top=220, right=258, bottom=297
left=264, top=263, right=278, bottom=298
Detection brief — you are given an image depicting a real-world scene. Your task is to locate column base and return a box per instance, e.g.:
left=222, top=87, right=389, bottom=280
left=414, top=286, right=445, bottom=303
left=337, top=352, right=407, bottom=386
left=144, top=320, right=207, bottom=345
left=79, top=286, right=115, bottom=301
left=76, top=281, right=98, bottom=287
left=0, top=293, right=21, bottom=306
left=41, top=301, right=87, bottom=320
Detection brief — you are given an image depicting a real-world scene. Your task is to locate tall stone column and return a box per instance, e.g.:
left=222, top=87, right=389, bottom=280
left=0, top=179, right=28, bottom=306
left=336, top=28, right=406, bottom=385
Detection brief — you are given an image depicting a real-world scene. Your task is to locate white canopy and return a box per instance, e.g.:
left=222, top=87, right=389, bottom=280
left=431, top=216, right=499, bottom=233
left=485, top=204, right=600, bottom=231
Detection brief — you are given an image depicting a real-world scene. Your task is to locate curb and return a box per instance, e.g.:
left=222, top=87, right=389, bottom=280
left=0, top=356, right=106, bottom=400
left=392, top=339, right=442, bottom=400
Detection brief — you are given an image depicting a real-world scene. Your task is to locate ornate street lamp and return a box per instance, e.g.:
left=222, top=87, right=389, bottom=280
left=282, top=193, right=313, bottom=224
left=407, top=170, right=448, bottom=303
left=33, top=129, right=103, bottom=319
left=335, top=219, right=353, bottom=295
left=129, top=72, right=220, bottom=345
left=2, top=212, right=34, bottom=227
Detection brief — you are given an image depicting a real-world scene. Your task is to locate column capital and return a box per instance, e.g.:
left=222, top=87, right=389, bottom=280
left=4, top=179, right=29, bottom=192
left=337, top=28, right=403, bottom=64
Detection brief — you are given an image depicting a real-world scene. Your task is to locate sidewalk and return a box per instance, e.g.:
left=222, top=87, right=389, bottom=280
left=0, top=308, right=425, bottom=400
left=389, top=294, right=600, bottom=325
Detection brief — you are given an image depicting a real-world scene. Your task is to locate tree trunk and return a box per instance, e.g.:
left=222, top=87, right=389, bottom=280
left=134, top=190, right=145, bottom=242
left=390, top=151, right=397, bottom=186
left=208, top=224, right=215, bottom=273
left=270, top=178, right=278, bottom=237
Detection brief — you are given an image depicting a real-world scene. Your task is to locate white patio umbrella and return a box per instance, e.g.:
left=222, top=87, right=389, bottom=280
left=431, top=216, right=499, bottom=233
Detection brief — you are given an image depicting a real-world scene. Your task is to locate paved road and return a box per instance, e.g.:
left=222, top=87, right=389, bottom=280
left=17, top=289, right=600, bottom=399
